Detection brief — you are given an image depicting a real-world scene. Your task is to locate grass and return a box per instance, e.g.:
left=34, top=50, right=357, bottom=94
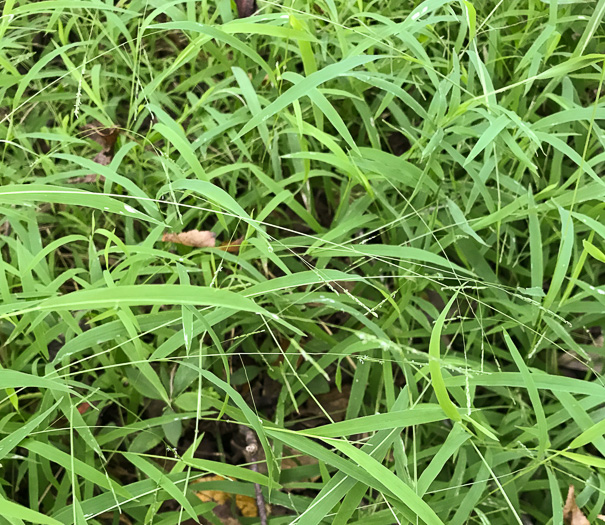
left=0, top=0, right=605, bottom=523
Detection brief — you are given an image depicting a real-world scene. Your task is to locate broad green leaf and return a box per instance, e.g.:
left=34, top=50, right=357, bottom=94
left=583, top=240, right=605, bottom=264
left=304, top=405, right=447, bottom=437
left=447, top=198, right=488, bottom=246
left=543, top=205, right=574, bottom=309
left=569, top=417, right=605, bottom=449
left=159, top=179, right=251, bottom=219
left=573, top=0, right=605, bottom=57
left=429, top=291, right=461, bottom=422
left=149, top=21, right=275, bottom=83
left=123, top=453, right=198, bottom=521
left=22, top=441, right=130, bottom=498
left=308, top=245, right=474, bottom=277
left=0, top=371, right=70, bottom=392
left=560, top=451, right=605, bottom=470
left=2, top=285, right=266, bottom=317
left=0, top=185, right=161, bottom=225
left=12, top=0, right=133, bottom=13
left=0, top=495, right=63, bottom=525
left=0, top=401, right=60, bottom=460
left=417, top=424, right=470, bottom=496
left=463, top=115, right=509, bottom=166
left=52, top=154, right=160, bottom=219
left=528, top=189, right=544, bottom=289
left=183, top=457, right=280, bottom=488
left=237, top=55, right=383, bottom=137
left=504, top=331, right=548, bottom=457
left=330, top=439, right=445, bottom=525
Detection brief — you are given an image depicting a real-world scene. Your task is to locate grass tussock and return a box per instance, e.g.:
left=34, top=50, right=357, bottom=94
left=1, top=0, right=605, bottom=523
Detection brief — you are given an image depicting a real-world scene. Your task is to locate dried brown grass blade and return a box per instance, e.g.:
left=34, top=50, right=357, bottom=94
left=218, top=237, right=244, bottom=253
left=564, top=485, right=590, bottom=525
left=162, top=230, right=217, bottom=248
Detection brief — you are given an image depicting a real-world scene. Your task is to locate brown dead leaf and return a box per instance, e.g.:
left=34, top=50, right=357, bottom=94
left=162, top=230, right=217, bottom=248
left=194, top=475, right=261, bottom=523
left=77, top=402, right=92, bottom=415
left=559, top=352, right=604, bottom=375
left=559, top=327, right=604, bottom=377
left=83, top=121, right=120, bottom=152
left=195, top=476, right=232, bottom=505
left=68, top=121, right=120, bottom=184
left=67, top=174, right=101, bottom=184
left=92, top=149, right=113, bottom=166
left=212, top=504, right=240, bottom=525
left=235, top=494, right=258, bottom=518
left=97, top=512, right=133, bottom=525
left=235, top=0, right=256, bottom=17
left=564, top=485, right=590, bottom=525
left=218, top=237, right=244, bottom=253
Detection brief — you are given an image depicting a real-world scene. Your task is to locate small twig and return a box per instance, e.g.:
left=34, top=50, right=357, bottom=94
left=239, top=426, right=268, bottom=525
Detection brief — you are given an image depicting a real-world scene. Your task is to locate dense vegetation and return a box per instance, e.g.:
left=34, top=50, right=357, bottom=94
left=1, top=0, right=605, bottom=523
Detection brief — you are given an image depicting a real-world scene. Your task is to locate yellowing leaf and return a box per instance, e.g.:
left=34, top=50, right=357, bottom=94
left=235, top=493, right=258, bottom=517
left=194, top=476, right=261, bottom=518
left=195, top=475, right=231, bottom=504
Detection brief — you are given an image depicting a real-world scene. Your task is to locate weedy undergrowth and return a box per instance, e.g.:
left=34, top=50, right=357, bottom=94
left=0, top=0, right=604, bottom=524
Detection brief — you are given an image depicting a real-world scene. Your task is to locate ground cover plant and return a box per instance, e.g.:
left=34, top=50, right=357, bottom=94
left=0, top=0, right=605, bottom=523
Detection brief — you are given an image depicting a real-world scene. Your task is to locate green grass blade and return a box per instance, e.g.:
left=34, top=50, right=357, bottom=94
left=429, top=291, right=462, bottom=422
left=330, top=439, right=445, bottom=525
left=237, top=55, right=383, bottom=138
left=0, top=495, right=63, bottom=525
left=504, top=331, right=548, bottom=458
